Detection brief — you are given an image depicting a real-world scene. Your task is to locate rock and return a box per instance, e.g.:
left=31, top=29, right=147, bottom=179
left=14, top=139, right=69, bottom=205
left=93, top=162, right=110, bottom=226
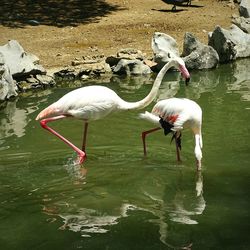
left=239, top=0, right=250, bottom=18
left=54, top=68, right=79, bottom=79
left=28, top=20, right=40, bottom=26
left=151, top=32, right=180, bottom=70
left=36, top=74, right=56, bottom=86
left=232, top=15, right=250, bottom=33
left=113, top=59, right=152, bottom=75
left=106, top=48, right=146, bottom=67
left=78, top=61, right=112, bottom=77
left=182, top=32, right=219, bottom=69
left=0, top=53, right=18, bottom=101
left=117, top=48, right=146, bottom=60
left=0, top=40, right=46, bottom=79
left=71, top=55, right=111, bottom=77
left=208, top=25, right=250, bottom=63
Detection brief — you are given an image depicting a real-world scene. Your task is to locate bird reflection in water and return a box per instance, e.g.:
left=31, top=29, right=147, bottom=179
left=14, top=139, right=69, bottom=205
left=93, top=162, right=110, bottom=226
left=42, top=170, right=205, bottom=249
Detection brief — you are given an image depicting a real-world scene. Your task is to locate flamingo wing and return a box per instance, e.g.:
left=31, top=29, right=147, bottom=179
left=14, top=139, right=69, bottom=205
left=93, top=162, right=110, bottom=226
left=152, top=98, right=189, bottom=131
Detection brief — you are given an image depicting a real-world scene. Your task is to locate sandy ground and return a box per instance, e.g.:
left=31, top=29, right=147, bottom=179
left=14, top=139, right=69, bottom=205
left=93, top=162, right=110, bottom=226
left=0, top=0, right=238, bottom=69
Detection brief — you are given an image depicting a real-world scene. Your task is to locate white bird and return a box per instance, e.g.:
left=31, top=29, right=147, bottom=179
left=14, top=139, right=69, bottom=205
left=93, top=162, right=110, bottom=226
left=36, top=58, right=190, bottom=164
left=140, top=98, right=202, bottom=170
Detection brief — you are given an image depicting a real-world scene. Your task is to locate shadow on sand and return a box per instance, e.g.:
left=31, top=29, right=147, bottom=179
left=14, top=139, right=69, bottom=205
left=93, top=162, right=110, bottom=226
left=0, top=0, right=124, bottom=28
left=152, top=3, right=204, bottom=13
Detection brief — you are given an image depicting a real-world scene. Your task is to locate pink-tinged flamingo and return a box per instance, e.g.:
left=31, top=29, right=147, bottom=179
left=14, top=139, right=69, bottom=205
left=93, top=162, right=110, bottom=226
left=36, top=58, right=190, bottom=164
left=140, top=98, right=202, bottom=170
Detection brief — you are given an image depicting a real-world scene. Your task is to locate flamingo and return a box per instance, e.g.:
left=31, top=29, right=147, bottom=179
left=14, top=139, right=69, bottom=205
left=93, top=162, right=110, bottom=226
left=36, top=58, right=190, bottom=164
left=140, top=98, right=202, bottom=170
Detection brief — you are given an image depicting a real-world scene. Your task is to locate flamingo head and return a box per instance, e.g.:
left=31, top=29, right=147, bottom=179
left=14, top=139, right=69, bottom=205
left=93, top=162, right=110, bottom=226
left=178, top=60, right=190, bottom=85
left=170, top=56, right=190, bottom=85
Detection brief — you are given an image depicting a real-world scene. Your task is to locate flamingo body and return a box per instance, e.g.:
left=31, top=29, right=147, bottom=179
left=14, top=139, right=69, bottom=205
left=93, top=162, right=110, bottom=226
left=36, top=86, right=127, bottom=121
left=140, top=98, right=203, bottom=169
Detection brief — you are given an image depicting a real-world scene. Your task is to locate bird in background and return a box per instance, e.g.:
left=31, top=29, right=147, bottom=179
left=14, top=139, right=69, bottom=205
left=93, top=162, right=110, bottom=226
left=36, top=57, right=190, bottom=165
left=161, top=0, right=191, bottom=11
left=140, top=98, right=202, bottom=170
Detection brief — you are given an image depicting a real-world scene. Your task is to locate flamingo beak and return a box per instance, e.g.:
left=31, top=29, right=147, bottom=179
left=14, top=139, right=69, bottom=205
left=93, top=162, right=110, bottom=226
left=179, top=65, right=190, bottom=85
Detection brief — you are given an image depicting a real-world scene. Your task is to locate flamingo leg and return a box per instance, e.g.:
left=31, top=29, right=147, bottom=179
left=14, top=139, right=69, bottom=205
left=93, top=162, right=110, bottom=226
left=40, top=115, right=86, bottom=164
left=141, top=127, right=161, bottom=156
left=81, top=122, right=88, bottom=152
left=174, top=132, right=182, bottom=162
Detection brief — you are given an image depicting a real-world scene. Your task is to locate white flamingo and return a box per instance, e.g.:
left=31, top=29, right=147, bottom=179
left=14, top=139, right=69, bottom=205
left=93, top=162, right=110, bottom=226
left=36, top=58, right=190, bottom=164
left=140, top=98, right=202, bottom=170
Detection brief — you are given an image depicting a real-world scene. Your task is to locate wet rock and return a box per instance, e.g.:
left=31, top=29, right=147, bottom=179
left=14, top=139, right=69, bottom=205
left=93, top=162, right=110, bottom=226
left=208, top=25, right=250, bottom=63
left=113, top=59, right=152, bottom=75
left=0, top=40, right=46, bottom=78
left=151, top=32, right=180, bottom=70
left=182, top=32, right=219, bottom=69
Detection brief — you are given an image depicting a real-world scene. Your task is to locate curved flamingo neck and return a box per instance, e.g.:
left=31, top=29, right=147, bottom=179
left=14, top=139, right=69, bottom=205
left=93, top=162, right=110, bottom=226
left=121, top=60, right=175, bottom=110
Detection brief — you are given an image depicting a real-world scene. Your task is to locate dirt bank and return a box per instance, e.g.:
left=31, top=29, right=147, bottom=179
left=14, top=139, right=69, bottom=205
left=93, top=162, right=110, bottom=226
left=0, top=0, right=238, bottom=69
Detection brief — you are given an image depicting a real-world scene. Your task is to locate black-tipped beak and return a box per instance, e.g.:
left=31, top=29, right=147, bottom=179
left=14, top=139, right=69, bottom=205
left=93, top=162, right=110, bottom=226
left=185, top=77, right=190, bottom=86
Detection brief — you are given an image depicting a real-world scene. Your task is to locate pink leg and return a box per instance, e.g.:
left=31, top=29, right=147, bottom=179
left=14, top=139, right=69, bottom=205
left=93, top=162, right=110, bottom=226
left=141, top=127, right=161, bottom=156
left=82, top=122, right=88, bottom=152
left=40, top=115, right=86, bottom=164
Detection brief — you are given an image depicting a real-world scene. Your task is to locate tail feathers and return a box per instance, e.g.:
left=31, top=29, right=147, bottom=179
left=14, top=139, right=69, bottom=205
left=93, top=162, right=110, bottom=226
left=36, top=104, right=60, bottom=120
left=139, top=111, right=160, bottom=125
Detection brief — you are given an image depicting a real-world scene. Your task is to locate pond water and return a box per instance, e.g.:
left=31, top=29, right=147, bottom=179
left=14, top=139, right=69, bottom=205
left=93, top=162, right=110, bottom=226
left=0, top=59, right=250, bottom=250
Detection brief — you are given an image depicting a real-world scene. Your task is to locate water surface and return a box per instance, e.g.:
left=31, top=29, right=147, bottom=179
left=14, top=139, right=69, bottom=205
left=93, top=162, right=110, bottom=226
left=0, top=59, right=249, bottom=250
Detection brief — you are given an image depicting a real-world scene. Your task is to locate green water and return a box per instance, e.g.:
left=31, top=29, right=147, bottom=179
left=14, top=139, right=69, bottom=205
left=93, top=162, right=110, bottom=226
left=0, top=59, right=249, bottom=250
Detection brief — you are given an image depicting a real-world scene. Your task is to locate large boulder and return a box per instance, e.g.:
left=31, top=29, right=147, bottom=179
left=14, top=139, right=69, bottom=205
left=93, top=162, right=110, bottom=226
left=151, top=32, right=180, bottom=70
left=0, top=40, right=46, bottom=78
left=113, top=59, right=152, bottom=75
left=239, top=0, right=250, bottom=18
left=182, top=32, right=219, bottom=70
left=208, top=25, right=250, bottom=63
left=0, top=53, right=18, bottom=101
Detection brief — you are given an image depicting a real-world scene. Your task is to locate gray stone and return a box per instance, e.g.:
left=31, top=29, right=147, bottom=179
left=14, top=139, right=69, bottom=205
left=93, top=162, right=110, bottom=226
left=208, top=25, right=250, bottom=63
left=182, top=32, right=219, bottom=69
left=0, top=40, right=46, bottom=78
left=232, top=15, right=250, bottom=33
left=36, top=74, right=56, bottom=86
left=113, top=59, right=152, bottom=75
left=151, top=32, right=180, bottom=70
left=106, top=48, right=146, bottom=67
left=0, top=53, right=18, bottom=101
left=239, top=0, right=250, bottom=18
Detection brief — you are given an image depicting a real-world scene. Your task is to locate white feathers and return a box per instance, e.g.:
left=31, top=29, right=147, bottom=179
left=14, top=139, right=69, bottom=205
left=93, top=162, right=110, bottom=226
left=140, top=97, right=203, bottom=168
left=139, top=111, right=160, bottom=125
